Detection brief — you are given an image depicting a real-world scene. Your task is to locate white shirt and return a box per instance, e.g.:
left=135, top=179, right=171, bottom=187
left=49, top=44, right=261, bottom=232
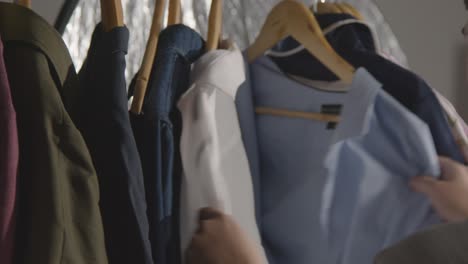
left=177, top=45, right=267, bottom=263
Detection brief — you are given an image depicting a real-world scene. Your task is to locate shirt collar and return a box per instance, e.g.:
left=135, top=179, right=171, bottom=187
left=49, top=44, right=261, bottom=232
left=189, top=44, right=245, bottom=99
left=0, top=2, right=75, bottom=86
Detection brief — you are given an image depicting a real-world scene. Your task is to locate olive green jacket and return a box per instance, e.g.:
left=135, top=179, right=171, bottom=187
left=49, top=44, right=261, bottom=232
left=0, top=3, right=108, bottom=264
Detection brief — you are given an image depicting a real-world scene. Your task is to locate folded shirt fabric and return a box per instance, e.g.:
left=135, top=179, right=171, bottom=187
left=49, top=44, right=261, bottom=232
left=322, top=69, right=441, bottom=264
left=237, top=54, right=441, bottom=264
left=178, top=44, right=267, bottom=264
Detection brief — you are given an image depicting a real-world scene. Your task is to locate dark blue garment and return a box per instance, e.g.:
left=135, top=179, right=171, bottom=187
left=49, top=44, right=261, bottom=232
left=129, top=24, right=205, bottom=264
left=269, top=14, right=465, bottom=164
left=74, top=25, right=154, bottom=264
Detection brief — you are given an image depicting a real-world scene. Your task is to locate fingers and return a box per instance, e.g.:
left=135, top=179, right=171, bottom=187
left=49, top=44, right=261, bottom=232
left=199, top=207, right=224, bottom=221
left=196, top=207, right=225, bottom=233
left=438, top=156, right=454, bottom=164
left=411, top=157, right=465, bottom=197
left=410, top=176, right=441, bottom=196
left=187, top=230, right=212, bottom=264
left=411, top=157, right=468, bottom=222
left=438, top=156, right=464, bottom=181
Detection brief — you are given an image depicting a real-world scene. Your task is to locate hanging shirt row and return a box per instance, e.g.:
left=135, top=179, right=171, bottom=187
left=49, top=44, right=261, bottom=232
left=1, top=1, right=468, bottom=264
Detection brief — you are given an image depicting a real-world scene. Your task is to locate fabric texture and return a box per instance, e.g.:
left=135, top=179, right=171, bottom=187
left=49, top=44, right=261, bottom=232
left=373, top=21, right=468, bottom=264
left=177, top=45, right=267, bottom=263
left=268, top=13, right=465, bottom=164
left=72, top=25, right=153, bottom=264
left=0, top=35, right=18, bottom=264
left=0, top=3, right=108, bottom=263
left=129, top=24, right=205, bottom=264
left=237, top=55, right=441, bottom=264
left=374, top=221, right=468, bottom=264
left=321, top=69, right=441, bottom=264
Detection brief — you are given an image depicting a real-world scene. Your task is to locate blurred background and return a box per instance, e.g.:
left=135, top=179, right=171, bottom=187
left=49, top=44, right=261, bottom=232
left=1, top=0, right=467, bottom=118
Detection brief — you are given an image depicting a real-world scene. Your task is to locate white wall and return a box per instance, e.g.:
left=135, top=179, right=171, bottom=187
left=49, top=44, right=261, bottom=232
left=0, top=0, right=64, bottom=24
left=375, top=0, right=468, bottom=118
left=33, top=0, right=64, bottom=24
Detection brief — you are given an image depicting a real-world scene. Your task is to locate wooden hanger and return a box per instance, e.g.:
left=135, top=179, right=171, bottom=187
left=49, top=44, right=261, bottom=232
left=206, top=0, right=223, bottom=51
left=256, top=107, right=340, bottom=123
left=247, top=0, right=355, bottom=83
left=167, top=0, right=181, bottom=25
left=100, top=0, right=124, bottom=32
left=130, top=0, right=167, bottom=114
left=335, top=3, right=350, bottom=14
left=15, top=0, right=31, bottom=8
left=248, top=0, right=353, bottom=123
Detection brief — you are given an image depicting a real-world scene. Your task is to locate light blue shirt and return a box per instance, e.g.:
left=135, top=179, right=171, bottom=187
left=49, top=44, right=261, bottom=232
left=235, top=55, right=441, bottom=264
left=322, top=66, right=442, bottom=264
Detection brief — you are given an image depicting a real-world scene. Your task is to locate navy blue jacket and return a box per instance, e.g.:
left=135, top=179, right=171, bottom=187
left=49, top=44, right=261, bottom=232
left=129, top=24, right=205, bottom=264
left=76, top=25, right=154, bottom=264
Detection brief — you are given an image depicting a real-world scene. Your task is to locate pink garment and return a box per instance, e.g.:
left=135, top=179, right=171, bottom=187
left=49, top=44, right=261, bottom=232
left=0, top=36, right=18, bottom=264
left=433, top=90, right=468, bottom=162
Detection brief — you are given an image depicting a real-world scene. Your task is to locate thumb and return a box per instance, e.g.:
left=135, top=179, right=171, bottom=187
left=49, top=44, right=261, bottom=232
left=199, top=207, right=224, bottom=221
left=410, top=176, right=441, bottom=196
left=439, top=156, right=463, bottom=181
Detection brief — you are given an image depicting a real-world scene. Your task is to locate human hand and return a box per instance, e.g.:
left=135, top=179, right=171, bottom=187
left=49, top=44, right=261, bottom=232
left=410, top=156, right=468, bottom=222
left=186, top=207, right=264, bottom=264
